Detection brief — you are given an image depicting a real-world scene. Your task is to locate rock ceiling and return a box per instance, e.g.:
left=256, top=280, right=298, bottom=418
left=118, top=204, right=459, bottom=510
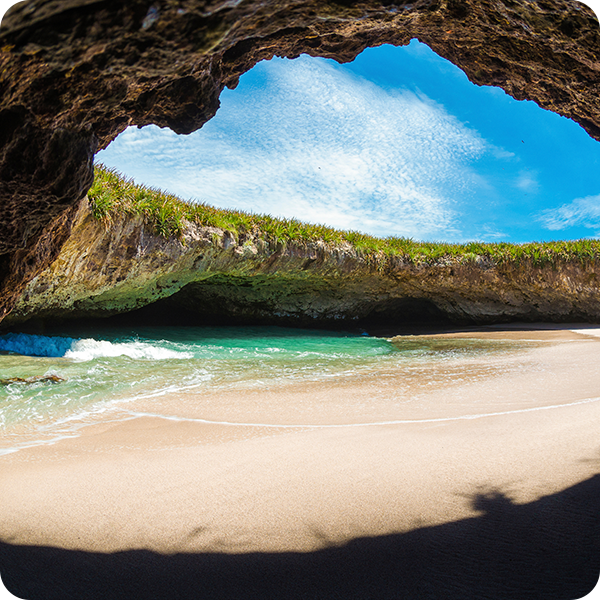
left=0, top=0, right=599, bottom=321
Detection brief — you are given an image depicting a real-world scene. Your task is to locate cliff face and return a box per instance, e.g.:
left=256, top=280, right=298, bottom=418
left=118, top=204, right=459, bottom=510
left=5, top=201, right=600, bottom=330
left=1, top=0, right=599, bottom=322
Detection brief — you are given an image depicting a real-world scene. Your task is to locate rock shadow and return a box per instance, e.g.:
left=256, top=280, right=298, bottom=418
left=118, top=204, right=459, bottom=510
left=1, top=475, right=599, bottom=600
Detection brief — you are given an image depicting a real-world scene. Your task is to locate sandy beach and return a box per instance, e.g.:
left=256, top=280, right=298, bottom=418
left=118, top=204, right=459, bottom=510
left=1, top=324, right=600, bottom=599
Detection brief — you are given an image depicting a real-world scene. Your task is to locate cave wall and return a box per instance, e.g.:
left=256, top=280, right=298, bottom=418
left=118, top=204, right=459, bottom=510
left=0, top=0, right=599, bottom=322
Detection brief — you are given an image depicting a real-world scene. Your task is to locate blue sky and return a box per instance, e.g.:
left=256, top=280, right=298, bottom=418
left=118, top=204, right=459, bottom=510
left=97, top=39, right=600, bottom=243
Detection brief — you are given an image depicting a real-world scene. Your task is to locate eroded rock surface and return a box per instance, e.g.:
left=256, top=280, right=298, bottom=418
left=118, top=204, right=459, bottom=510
left=5, top=200, right=600, bottom=330
left=1, top=0, right=599, bottom=322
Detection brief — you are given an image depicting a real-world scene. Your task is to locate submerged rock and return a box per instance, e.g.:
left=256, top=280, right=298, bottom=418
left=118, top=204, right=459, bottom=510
left=5, top=200, right=600, bottom=330
left=0, top=375, right=65, bottom=385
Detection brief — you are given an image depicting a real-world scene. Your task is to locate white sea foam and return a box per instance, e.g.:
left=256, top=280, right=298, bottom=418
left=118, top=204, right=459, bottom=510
left=64, top=338, right=194, bottom=361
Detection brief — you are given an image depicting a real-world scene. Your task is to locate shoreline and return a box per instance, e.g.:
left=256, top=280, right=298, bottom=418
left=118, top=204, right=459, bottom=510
left=1, top=322, right=596, bottom=453
left=2, top=322, right=599, bottom=448
left=377, top=320, right=600, bottom=340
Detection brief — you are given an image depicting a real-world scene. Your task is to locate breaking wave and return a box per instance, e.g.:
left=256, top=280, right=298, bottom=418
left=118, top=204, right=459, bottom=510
left=0, top=333, right=76, bottom=358
left=64, top=338, right=193, bottom=361
left=0, top=333, right=193, bottom=361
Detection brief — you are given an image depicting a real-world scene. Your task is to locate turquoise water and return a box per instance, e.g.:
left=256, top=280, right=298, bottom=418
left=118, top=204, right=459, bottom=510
left=0, top=326, right=525, bottom=449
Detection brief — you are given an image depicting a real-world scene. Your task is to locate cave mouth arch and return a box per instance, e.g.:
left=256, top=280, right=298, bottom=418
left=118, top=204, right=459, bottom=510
left=96, top=39, right=600, bottom=245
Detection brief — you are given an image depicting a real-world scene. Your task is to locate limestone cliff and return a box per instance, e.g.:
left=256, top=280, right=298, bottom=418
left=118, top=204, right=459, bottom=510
left=5, top=200, right=600, bottom=330
left=1, top=0, right=599, bottom=322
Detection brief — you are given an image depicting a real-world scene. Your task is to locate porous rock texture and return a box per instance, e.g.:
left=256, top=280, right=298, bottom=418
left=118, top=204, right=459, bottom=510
left=1, top=0, right=599, bottom=324
left=5, top=199, right=600, bottom=329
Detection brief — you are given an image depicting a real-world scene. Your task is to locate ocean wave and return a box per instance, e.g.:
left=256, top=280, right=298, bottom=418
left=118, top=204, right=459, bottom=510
left=65, top=339, right=194, bottom=361
left=0, top=333, right=193, bottom=361
left=0, top=333, right=76, bottom=358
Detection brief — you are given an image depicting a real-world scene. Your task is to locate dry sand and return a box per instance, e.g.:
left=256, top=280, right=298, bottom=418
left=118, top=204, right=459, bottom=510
left=1, top=324, right=600, bottom=599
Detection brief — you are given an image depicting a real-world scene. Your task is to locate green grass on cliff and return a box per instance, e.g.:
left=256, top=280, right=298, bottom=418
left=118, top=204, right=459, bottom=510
left=89, top=164, right=600, bottom=267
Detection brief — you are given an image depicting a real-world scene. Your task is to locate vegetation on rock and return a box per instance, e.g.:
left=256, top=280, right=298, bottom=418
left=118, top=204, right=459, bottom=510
left=90, top=164, right=600, bottom=269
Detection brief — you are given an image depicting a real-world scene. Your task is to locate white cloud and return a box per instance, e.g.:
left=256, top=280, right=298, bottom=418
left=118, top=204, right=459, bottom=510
left=515, top=171, right=539, bottom=194
left=490, top=147, right=516, bottom=160
left=537, top=195, right=600, bottom=232
left=98, top=55, right=489, bottom=240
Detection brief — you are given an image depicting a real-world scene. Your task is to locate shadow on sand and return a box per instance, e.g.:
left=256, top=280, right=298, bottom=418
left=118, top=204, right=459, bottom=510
left=1, top=475, right=599, bottom=600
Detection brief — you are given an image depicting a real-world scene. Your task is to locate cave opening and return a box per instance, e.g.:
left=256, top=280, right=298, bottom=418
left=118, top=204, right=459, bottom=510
left=7, top=294, right=454, bottom=337
left=64, top=38, right=600, bottom=331
left=97, top=39, right=600, bottom=245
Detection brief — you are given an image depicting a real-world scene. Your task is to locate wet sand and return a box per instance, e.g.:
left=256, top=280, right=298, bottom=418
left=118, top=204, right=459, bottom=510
left=1, top=324, right=600, bottom=598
